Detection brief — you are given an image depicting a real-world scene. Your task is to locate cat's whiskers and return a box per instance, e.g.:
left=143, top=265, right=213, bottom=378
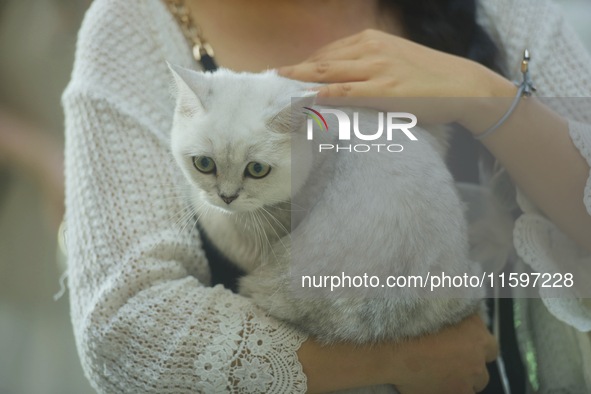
left=167, top=205, right=195, bottom=232
left=257, top=209, right=287, bottom=257
left=260, top=207, right=290, bottom=236
left=260, top=208, right=290, bottom=255
left=170, top=199, right=210, bottom=240
left=266, top=198, right=307, bottom=213
left=172, top=203, right=214, bottom=259
left=150, top=183, right=194, bottom=214
left=253, top=210, right=276, bottom=260
left=162, top=201, right=199, bottom=260
left=193, top=202, right=212, bottom=225
left=247, top=211, right=265, bottom=257
left=176, top=207, right=199, bottom=239
left=253, top=211, right=269, bottom=256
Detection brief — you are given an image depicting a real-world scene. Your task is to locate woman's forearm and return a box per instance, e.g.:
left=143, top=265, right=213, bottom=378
left=459, top=69, right=591, bottom=252
left=298, top=314, right=497, bottom=394
left=297, top=338, right=394, bottom=393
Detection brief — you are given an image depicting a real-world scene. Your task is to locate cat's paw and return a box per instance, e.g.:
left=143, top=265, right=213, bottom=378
left=238, top=264, right=294, bottom=318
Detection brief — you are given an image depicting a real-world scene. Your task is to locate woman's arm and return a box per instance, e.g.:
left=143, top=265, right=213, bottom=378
left=64, top=1, right=313, bottom=391
left=299, top=314, right=497, bottom=394
left=459, top=75, right=591, bottom=252
left=278, top=21, right=591, bottom=252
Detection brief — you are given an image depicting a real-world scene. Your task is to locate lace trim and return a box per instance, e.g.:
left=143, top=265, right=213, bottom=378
left=513, top=214, right=591, bottom=332
left=195, top=286, right=308, bottom=393
left=568, top=120, right=591, bottom=215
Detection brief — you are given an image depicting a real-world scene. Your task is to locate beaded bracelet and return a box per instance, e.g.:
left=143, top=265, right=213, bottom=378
left=474, top=49, right=537, bottom=141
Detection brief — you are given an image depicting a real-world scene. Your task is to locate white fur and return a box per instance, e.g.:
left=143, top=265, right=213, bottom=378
left=169, top=64, right=484, bottom=394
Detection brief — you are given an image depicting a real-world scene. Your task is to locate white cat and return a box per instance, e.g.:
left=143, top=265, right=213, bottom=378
left=169, top=64, right=484, bottom=393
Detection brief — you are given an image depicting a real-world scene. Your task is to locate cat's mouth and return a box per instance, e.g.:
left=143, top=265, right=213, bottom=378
left=206, top=195, right=260, bottom=214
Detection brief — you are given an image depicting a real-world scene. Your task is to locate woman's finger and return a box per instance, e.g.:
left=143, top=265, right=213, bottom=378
left=279, top=60, right=371, bottom=83
left=465, top=315, right=499, bottom=364
left=304, top=41, right=367, bottom=63
left=473, top=368, right=490, bottom=393
left=484, top=333, right=499, bottom=363
left=306, top=29, right=393, bottom=63
left=314, top=81, right=381, bottom=99
left=306, top=29, right=370, bottom=58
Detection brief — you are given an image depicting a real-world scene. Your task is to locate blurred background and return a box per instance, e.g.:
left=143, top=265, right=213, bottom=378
left=0, top=1, right=589, bottom=393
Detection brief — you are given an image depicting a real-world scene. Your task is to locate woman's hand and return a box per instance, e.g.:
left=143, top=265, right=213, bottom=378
left=298, top=314, right=498, bottom=393
left=278, top=29, right=515, bottom=125
left=392, top=314, right=498, bottom=394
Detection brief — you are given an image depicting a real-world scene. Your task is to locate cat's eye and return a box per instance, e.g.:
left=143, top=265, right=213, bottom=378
left=193, top=156, right=216, bottom=174
left=245, top=162, right=271, bottom=179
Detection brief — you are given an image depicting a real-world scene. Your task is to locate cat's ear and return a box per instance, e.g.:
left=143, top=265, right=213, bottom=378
left=268, top=91, right=318, bottom=133
left=167, top=62, right=210, bottom=117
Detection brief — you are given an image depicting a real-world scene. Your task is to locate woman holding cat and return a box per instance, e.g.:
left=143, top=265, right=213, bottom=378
left=62, top=0, right=591, bottom=393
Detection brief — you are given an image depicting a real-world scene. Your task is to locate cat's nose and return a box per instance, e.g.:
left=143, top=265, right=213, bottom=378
left=220, top=194, right=239, bottom=205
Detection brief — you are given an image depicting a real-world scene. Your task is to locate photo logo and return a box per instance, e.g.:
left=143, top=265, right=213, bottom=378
left=303, top=107, right=329, bottom=132
left=304, top=107, right=418, bottom=153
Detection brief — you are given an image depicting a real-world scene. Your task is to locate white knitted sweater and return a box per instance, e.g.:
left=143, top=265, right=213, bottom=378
left=63, top=0, right=591, bottom=392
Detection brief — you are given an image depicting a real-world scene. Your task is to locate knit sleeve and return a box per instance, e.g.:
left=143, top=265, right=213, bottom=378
left=63, top=1, right=307, bottom=392
left=479, top=0, right=591, bottom=332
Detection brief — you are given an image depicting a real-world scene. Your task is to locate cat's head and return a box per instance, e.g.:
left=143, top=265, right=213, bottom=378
left=168, top=64, right=317, bottom=213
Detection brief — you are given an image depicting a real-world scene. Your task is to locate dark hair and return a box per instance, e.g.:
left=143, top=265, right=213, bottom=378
left=382, top=0, right=505, bottom=75
left=381, top=0, right=506, bottom=182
